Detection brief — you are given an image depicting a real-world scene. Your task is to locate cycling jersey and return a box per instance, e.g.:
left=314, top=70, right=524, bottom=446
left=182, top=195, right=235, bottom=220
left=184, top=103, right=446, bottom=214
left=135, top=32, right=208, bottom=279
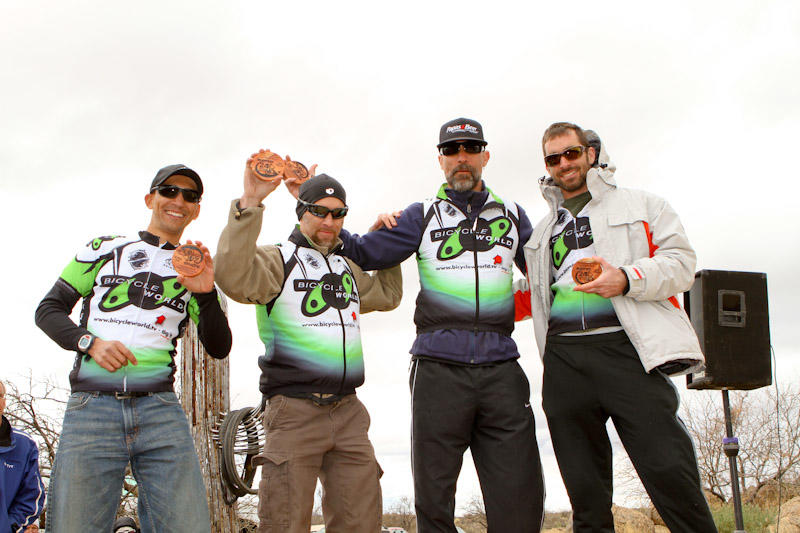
left=339, top=183, right=533, bottom=365
left=415, top=184, right=521, bottom=336
left=36, top=231, right=231, bottom=392
left=256, top=229, right=365, bottom=397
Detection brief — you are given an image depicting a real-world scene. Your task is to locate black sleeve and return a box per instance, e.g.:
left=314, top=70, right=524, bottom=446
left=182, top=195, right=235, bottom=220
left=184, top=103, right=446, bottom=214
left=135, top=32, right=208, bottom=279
left=515, top=203, right=534, bottom=275
left=34, top=279, right=89, bottom=352
left=193, top=288, right=233, bottom=359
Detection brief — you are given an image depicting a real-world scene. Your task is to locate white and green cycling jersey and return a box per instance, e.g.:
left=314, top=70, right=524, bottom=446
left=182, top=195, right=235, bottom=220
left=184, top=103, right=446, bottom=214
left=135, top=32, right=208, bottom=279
left=59, top=232, right=205, bottom=392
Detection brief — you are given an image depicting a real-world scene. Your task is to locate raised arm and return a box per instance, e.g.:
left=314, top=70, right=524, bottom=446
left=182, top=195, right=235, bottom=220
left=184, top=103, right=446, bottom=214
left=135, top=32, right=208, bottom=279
left=214, top=151, right=290, bottom=305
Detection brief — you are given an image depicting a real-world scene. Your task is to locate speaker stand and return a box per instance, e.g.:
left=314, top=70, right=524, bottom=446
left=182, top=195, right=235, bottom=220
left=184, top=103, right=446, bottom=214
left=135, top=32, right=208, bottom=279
left=722, top=390, right=746, bottom=532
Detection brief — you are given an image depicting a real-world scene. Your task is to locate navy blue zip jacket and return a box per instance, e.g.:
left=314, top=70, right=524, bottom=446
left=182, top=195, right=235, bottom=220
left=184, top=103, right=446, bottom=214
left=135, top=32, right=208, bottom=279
left=339, top=184, right=532, bottom=365
left=1, top=416, right=45, bottom=532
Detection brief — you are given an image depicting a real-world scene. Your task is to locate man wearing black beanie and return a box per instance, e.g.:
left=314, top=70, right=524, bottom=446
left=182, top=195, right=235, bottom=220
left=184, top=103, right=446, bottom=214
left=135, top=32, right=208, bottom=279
left=215, top=151, right=402, bottom=533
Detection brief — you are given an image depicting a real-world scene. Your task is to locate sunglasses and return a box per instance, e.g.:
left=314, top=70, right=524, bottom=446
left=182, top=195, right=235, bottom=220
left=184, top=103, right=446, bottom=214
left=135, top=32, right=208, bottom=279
left=151, top=185, right=201, bottom=203
left=544, top=145, right=587, bottom=167
left=299, top=199, right=348, bottom=219
left=439, top=142, right=485, bottom=156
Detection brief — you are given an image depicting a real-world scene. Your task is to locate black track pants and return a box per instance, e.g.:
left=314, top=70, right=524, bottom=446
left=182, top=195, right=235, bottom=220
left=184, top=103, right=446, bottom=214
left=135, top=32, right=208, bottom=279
left=542, top=331, right=717, bottom=533
left=410, top=358, right=545, bottom=533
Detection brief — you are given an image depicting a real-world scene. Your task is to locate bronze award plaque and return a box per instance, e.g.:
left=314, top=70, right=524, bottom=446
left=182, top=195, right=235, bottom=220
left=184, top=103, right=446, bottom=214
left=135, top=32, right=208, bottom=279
left=173, top=244, right=205, bottom=277
left=572, top=258, right=603, bottom=285
left=283, top=159, right=309, bottom=182
left=250, top=151, right=286, bottom=181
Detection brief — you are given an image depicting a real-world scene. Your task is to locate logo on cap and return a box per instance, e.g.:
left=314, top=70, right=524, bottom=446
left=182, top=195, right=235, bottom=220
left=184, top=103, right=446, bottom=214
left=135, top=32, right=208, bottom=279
left=447, top=124, right=479, bottom=135
left=325, top=187, right=334, bottom=195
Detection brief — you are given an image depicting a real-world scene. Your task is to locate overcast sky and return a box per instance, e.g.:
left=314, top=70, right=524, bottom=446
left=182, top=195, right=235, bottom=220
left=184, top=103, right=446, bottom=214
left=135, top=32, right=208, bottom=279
left=2, top=0, right=799, bottom=514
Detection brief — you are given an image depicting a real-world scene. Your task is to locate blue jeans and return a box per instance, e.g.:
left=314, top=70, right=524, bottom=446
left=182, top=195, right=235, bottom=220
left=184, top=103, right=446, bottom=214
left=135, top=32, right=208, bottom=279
left=48, top=391, right=211, bottom=533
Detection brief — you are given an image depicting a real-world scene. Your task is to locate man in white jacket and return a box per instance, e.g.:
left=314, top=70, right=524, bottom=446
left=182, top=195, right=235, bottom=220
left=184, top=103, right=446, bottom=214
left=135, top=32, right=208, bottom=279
left=516, top=122, right=716, bottom=532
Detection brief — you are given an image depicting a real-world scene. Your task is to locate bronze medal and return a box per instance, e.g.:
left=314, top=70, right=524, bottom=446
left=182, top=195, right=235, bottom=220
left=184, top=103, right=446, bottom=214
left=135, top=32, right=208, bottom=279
left=250, top=151, right=286, bottom=181
left=572, top=258, right=603, bottom=285
left=283, top=159, right=309, bottom=182
left=173, top=244, right=205, bottom=277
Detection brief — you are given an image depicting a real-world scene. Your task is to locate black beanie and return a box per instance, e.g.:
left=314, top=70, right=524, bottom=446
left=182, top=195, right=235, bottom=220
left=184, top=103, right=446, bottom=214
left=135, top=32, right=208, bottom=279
left=295, top=174, right=347, bottom=220
left=113, top=517, right=138, bottom=532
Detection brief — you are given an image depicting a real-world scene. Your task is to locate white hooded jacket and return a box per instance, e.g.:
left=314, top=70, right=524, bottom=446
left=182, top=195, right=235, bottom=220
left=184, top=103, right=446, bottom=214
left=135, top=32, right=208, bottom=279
left=518, top=144, right=705, bottom=373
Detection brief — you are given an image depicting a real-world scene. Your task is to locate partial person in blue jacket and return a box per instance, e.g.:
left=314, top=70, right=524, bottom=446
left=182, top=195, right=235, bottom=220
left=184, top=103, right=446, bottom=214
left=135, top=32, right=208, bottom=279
left=0, top=380, right=45, bottom=533
left=338, top=118, right=545, bottom=533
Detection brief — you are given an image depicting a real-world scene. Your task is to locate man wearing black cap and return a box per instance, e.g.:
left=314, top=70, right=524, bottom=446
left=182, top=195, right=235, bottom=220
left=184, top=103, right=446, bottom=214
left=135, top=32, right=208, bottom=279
left=214, top=152, right=402, bottom=533
left=35, top=164, right=232, bottom=533
left=338, top=119, right=545, bottom=532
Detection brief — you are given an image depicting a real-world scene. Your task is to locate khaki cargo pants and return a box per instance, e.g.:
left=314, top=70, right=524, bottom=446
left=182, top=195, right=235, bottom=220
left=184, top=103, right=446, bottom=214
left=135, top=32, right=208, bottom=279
left=255, top=394, right=383, bottom=533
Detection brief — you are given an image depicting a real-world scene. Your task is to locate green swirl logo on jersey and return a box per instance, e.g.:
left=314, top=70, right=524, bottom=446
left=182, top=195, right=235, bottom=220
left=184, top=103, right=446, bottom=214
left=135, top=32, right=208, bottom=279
left=552, top=233, right=569, bottom=268
left=431, top=216, right=513, bottom=260
left=550, top=216, right=593, bottom=268
left=98, top=272, right=187, bottom=313
left=87, top=235, right=122, bottom=251
left=294, top=272, right=357, bottom=317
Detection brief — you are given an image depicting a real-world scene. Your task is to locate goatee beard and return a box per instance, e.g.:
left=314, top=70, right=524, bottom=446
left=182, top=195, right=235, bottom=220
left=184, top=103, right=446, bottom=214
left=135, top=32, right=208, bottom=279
left=447, top=166, right=480, bottom=192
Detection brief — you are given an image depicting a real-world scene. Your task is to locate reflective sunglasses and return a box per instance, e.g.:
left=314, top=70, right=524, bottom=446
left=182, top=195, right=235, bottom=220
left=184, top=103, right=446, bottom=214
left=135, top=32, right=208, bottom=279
left=299, top=199, right=349, bottom=219
left=438, top=142, right=485, bottom=156
left=544, top=145, right=587, bottom=167
left=151, top=185, right=202, bottom=203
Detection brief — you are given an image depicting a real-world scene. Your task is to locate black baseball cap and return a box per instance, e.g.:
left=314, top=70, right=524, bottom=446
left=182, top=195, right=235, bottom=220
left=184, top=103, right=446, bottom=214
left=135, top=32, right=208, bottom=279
left=437, top=118, right=487, bottom=148
left=150, top=164, right=203, bottom=196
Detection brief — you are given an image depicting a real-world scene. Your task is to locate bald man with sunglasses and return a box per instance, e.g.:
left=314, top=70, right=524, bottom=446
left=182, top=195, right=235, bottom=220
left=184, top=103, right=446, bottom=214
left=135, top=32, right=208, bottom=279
left=515, top=122, right=716, bottom=532
left=214, top=153, right=402, bottom=533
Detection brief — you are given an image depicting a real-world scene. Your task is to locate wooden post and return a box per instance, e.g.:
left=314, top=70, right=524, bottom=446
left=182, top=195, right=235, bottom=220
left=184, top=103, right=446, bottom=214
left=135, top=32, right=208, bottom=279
left=179, top=301, right=239, bottom=532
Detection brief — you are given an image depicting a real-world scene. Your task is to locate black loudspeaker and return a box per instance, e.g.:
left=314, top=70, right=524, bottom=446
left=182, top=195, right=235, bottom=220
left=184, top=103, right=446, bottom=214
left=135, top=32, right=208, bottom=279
left=685, top=270, right=771, bottom=391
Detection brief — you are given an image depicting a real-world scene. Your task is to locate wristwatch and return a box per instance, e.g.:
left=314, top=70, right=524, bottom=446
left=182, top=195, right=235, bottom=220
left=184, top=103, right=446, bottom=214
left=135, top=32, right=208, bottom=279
left=77, top=334, right=96, bottom=353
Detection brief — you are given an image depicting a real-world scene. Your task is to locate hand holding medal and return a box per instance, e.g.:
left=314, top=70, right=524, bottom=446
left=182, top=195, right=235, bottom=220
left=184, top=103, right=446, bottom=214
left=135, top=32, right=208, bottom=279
left=250, top=150, right=286, bottom=181
left=572, top=256, right=630, bottom=299
left=173, top=244, right=205, bottom=277
left=249, top=150, right=311, bottom=183
left=242, top=149, right=318, bottom=208
left=572, top=258, right=603, bottom=285
left=173, top=240, right=214, bottom=293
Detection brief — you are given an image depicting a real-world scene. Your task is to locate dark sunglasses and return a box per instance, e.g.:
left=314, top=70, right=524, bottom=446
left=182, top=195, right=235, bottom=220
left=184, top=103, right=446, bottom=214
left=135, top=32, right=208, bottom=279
left=299, top=199, right=348, bottom=219
left=151, top=185, right=202, bottom=203
left=544, top=145, right=587, bottom=167
left=438, top=142, right=485, bottom=156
